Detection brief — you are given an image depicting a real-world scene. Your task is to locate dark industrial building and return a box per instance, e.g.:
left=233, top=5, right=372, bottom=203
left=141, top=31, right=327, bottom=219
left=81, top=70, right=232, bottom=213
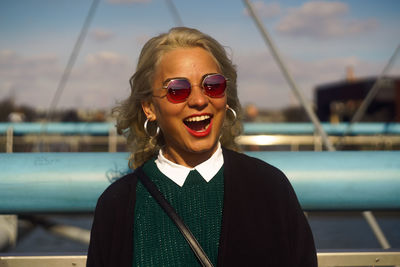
left=315, top=76, right=400, bottom=122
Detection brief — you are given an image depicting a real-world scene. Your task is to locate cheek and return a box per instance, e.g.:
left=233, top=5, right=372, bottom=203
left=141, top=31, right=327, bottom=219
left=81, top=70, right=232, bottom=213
left=214, top=97, right=228, bottom=112
left=153, top=101, right=183, bottom=127
left=213, top=99, right=228, bottom=127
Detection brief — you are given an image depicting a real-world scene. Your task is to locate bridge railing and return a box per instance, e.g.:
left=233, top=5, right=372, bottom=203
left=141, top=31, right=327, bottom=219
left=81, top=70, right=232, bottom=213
left=1, top=252, right=400, bottom=267
left=1, top=122, right=400, bottom=152
left=0, top=151, right=399, bottom=266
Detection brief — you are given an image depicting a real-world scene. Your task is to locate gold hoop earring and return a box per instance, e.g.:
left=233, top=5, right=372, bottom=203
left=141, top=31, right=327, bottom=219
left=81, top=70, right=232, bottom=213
left=144, top=118, right=160, bottom=137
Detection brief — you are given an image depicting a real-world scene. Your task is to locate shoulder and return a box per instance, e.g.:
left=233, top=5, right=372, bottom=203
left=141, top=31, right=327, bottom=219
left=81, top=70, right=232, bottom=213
left=88, top=169, right=139, bottom=266
left=222, top=148, right=286, bottom=179
left=222, top=148, right=294, bottom=197
left=96, top=170, right=138, bottom=210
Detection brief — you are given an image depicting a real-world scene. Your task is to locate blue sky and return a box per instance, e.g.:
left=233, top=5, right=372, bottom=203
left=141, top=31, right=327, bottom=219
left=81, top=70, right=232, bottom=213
left=1, top=0, right=399, bottom=110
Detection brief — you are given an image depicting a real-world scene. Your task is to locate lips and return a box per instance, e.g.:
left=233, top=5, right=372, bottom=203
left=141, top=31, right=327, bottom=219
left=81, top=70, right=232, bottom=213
left=183, top=114, right=213, bottom=137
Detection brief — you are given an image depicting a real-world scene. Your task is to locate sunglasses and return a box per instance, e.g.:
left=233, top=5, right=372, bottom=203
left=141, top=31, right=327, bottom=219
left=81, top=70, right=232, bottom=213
left=157, top=73, right=227, bottom=103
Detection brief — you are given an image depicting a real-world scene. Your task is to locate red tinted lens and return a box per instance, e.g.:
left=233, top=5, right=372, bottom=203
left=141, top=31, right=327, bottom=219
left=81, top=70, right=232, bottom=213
left=166, top=79, right=191, bottom=103
left=203, top=74, right=226, bottom=98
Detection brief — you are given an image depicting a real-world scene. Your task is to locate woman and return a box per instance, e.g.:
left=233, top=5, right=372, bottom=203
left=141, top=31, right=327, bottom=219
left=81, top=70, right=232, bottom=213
left=87, top=27, right=317, bottom=267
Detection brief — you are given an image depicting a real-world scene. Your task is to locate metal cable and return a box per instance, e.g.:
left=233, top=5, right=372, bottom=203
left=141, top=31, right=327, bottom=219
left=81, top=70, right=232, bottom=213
left=242, top=0, right=335, bottom=151
left=45, top=0, right=100, bottom=121
left=165, top=0, right=184, bottom=27
left=37, top=0, right=100, bottom=152
left=242, top=0, right=392, bottom=250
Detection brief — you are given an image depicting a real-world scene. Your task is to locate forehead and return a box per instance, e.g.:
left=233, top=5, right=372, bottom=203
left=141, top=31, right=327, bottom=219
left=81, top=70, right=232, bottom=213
left=155, top=47, right=220, bottom=79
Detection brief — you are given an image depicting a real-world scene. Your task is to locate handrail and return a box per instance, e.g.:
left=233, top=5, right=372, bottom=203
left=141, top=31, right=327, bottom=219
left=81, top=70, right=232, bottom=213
left=243, top=122, right=400, bottom=135
left=0, top=122, right=113, bottom=135
left=0, top=151, right=399, bottom=213
left=1, top=122, right=400, bottom=135
left=1, top=251, right=400, bottom=267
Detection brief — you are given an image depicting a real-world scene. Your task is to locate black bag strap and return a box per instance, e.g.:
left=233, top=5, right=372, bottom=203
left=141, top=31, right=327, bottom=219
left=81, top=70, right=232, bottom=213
left=136, top=168, right=214, bottom=267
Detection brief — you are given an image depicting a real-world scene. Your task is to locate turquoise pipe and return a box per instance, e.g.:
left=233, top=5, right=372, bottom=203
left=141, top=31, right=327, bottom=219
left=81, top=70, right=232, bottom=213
left=243, top=122, right=400, bottom=135
left=0, top=153, right=128, bottom=214
left=0, top=152, right=399, bottom=213
left=0, top=122, right=113, bottom=135
left=1, top=122, right=400, bottom=135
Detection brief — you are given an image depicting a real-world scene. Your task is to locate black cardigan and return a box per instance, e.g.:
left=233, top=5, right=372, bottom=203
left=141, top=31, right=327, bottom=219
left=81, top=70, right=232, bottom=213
left=87, top=148, right=317, bottom=267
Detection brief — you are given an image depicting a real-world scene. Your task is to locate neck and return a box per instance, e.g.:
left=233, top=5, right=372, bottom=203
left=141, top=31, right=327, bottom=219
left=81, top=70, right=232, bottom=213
left=162, top=144, right=218, bottom=168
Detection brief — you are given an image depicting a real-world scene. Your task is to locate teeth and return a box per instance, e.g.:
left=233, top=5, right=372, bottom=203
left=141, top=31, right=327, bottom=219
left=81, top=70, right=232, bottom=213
left=185, top=115, right=210, bottom=122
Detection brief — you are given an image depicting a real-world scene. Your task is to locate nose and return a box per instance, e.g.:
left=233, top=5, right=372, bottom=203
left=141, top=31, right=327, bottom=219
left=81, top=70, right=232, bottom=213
left=187, top=84, right=209, bottom=109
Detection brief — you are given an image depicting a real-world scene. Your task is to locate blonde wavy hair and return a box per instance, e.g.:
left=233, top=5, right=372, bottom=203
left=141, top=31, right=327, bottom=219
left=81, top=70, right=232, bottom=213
left=114, top=27, right=242, bottom=168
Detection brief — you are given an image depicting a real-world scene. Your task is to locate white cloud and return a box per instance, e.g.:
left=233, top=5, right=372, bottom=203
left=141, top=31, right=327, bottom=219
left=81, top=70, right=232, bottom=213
left=0, top=50, right=59, bottom=71
left=85, top=51, right=126, bottom=66
left=243, top=1, right=281, bottom=18
left=0, top=50, right=60, bottom=84
left=0, top=50, right=133, bottom=110
left=235, top=49, right=392, bottom=109
left=65, top=51, right=132, bottom=108
left=2, top=48, right=397, bottom=111
left=276, top=1, right=378, bottom=38
left=0, top=50, right=17, bottom=60
left=90, top=29, right=115, bottom=42
left=0, top=50, right=61, bottom=109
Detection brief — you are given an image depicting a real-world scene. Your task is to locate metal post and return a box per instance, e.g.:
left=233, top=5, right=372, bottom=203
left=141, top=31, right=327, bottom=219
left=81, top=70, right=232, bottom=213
left=108, top=127, right=117, bottom=153
left=313, top=132, right=322, bottom=151
left=6, top=126, right=13, bottom=153
left=2, top=127, right=17, bottom=252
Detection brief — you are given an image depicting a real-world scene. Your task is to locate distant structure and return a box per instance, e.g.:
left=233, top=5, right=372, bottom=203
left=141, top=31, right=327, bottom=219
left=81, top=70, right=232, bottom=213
left=244, top=103, right=259, bottom=122
left=315, top=69, right=400, bottom=122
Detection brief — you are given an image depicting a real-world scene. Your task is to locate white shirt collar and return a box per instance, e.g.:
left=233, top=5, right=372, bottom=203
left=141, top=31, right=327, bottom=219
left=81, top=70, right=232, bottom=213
left=155, top=143, right=224, bottom=187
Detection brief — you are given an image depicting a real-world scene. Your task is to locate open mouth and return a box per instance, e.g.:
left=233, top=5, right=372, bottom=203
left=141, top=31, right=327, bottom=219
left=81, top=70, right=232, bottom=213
left=183, top=114, right=212, bottom=133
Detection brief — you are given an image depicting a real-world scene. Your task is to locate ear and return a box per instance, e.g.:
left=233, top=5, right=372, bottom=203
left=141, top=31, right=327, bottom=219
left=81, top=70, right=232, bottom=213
left=141, top=100, right=157, bottom=121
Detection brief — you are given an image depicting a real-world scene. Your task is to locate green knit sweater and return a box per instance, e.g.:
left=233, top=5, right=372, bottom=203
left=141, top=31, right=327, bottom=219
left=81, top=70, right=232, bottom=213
left=133, top=159, right=224, bottom=267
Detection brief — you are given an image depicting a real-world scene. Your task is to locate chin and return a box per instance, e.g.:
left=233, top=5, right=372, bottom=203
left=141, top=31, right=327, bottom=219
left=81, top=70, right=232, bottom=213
left=186, top=138, right=219, bottom=154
